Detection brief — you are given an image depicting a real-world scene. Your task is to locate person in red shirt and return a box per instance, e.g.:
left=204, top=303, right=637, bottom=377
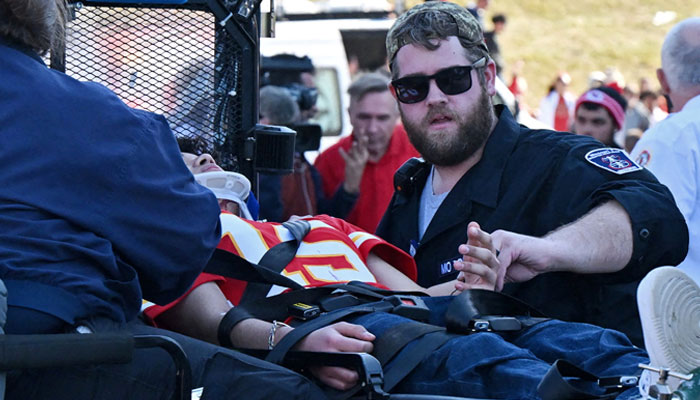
left=314, top=73, right=419, bottom=233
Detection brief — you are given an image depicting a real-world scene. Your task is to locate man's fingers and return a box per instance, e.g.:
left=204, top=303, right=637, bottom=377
left=461, top=244, right=499, bottom=268
left=458, top=261, right=497, bottom=281
left=340, top=142, right=369, bottom=167
left=467, top=223, right=496, bottom=253
left=338, top=147, right=351, bottom=162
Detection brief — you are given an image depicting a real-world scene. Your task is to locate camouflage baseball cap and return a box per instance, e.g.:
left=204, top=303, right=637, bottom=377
left=386, top=1, right=487, bottom=63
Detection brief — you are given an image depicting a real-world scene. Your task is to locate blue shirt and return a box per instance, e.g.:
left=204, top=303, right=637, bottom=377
left=0, top=38, right=221, bottom=326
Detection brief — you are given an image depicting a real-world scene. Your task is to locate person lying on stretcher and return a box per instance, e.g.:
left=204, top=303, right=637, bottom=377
left=143, top=150, right=688, bottom=400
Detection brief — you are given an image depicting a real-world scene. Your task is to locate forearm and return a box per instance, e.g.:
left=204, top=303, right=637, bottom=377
left=366, top=252, right=460, bottom=295
left=230, top=318, right=292, bottom=349
left=425, top=281, right=459, bottom=296
left=159, top=281, right=294, bottom=349
left=366, top=252, right=428, bottom=294
left=544, top=200, right=633, bottom=274
left=158, top=281, right=231, bottom=345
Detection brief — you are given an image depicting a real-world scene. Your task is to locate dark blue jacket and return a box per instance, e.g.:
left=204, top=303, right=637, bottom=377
left=0, top=38, right=221, bottom=326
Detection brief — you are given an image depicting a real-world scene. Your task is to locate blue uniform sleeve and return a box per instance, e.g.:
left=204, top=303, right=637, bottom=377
left=553, top=142, right=688, bottom=283
left=21, top=94, right=221, bottom=305
left=100, top=110, right=222, bottom=304
left=1, top=52, right=221, bottom=317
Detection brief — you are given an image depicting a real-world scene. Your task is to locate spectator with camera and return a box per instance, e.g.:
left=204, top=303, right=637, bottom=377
left=257, top=54, right=329, bottom=222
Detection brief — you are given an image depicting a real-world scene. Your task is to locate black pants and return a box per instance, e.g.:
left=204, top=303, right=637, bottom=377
left=5, top=317, right=327, bottom=400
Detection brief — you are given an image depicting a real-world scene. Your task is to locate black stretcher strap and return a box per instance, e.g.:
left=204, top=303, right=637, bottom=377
left=217, top=282, right=431, bottom=351
left=537, top=359, right=638, bottom=400
left=281, top=219, right=312, bottom=244
left=217, top=307, right=254, bottom=348
left=215, top=282, right=389, bottom=349
left=344, top=280, right=428, bottom=298
left=382, top=330, right=455, bottom=392
left=217, top=285, right=349, bottom=349
left=205, top=219, right=311, bottom=299
left=206, top=248, right=303, bottom=291
left=371, top=321, right=444, bottom=366
left=240, top=220, right=311, bottom=303
left=445, top=289, right=549, bottom=334
left=225, top=280, right=423, bottom=325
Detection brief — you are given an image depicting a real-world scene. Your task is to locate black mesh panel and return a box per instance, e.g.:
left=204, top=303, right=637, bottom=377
left=54, top=2, right=254, bottom=172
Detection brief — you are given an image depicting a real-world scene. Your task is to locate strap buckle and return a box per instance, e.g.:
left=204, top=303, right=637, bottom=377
left=598, top=375, right=639, bottom=389
left=385, top=295, right=431, bottom=321
left=469, top=316, right=522, bottom=332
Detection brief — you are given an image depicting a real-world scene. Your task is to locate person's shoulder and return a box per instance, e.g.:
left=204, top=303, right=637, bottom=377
left=3, top=44, right=120, bottom=110
left=514, top=127, right=628, bottom=170
left=518, top=127, right=596, bottom=151
left=48, top=67, right=165, bottom=133
left=643, top=110, right=699, bottom=145
left=9, top=51, right=166, bottom=143
left=633, top=115, right=700, bottom=166
left=662, top=103, right=700, bottom=134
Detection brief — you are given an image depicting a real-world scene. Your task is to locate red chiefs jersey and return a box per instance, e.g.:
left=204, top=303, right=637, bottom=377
left=143, top=214, right=416, bottom=324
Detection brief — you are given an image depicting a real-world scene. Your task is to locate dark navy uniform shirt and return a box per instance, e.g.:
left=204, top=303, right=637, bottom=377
left=376, top=106, right=688, bottom=346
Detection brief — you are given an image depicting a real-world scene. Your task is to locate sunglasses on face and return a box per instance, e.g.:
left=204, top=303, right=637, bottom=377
left=391, top=57, right=487, bottom=104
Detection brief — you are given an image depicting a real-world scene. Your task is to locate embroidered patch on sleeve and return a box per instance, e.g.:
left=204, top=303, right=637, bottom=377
left=635, top=150, right=651, bottom=167
left=585, top=148, right=642, bottom=175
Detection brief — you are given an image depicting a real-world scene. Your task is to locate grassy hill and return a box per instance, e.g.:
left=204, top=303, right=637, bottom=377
left=403, top=0, right=699, bottom=110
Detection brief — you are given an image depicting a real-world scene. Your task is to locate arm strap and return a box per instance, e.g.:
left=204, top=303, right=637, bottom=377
left=217, top=307, right=253, bottom=348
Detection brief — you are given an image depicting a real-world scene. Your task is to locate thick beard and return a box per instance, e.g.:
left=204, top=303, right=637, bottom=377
left=402, top=89, right=495, bottom=166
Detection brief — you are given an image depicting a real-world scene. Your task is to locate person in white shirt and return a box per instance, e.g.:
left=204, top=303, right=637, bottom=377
left=631, top=17, right=700, bottom=284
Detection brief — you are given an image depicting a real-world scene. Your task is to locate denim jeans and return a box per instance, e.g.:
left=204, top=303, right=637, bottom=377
left=351, top=296, right=648, bottom=400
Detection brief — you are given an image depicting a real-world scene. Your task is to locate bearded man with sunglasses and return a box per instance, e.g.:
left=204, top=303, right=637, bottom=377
left=376, top=1, right=688, bottom=348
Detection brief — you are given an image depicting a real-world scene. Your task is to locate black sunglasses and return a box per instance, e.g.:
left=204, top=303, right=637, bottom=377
left=391, top=57, right=487, bottom=104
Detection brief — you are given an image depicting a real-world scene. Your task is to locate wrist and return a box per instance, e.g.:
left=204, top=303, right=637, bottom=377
left=268, top=320, right=292, bottom=350
left=538, top=235, right=569, bottom=273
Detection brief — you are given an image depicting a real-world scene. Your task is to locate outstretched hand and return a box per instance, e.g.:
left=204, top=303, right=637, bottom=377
left=491, top=230, right=553, bottom=289
left=294, top=322, right=375, bottom=390
left=454, top=221, right=501, bottom=292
